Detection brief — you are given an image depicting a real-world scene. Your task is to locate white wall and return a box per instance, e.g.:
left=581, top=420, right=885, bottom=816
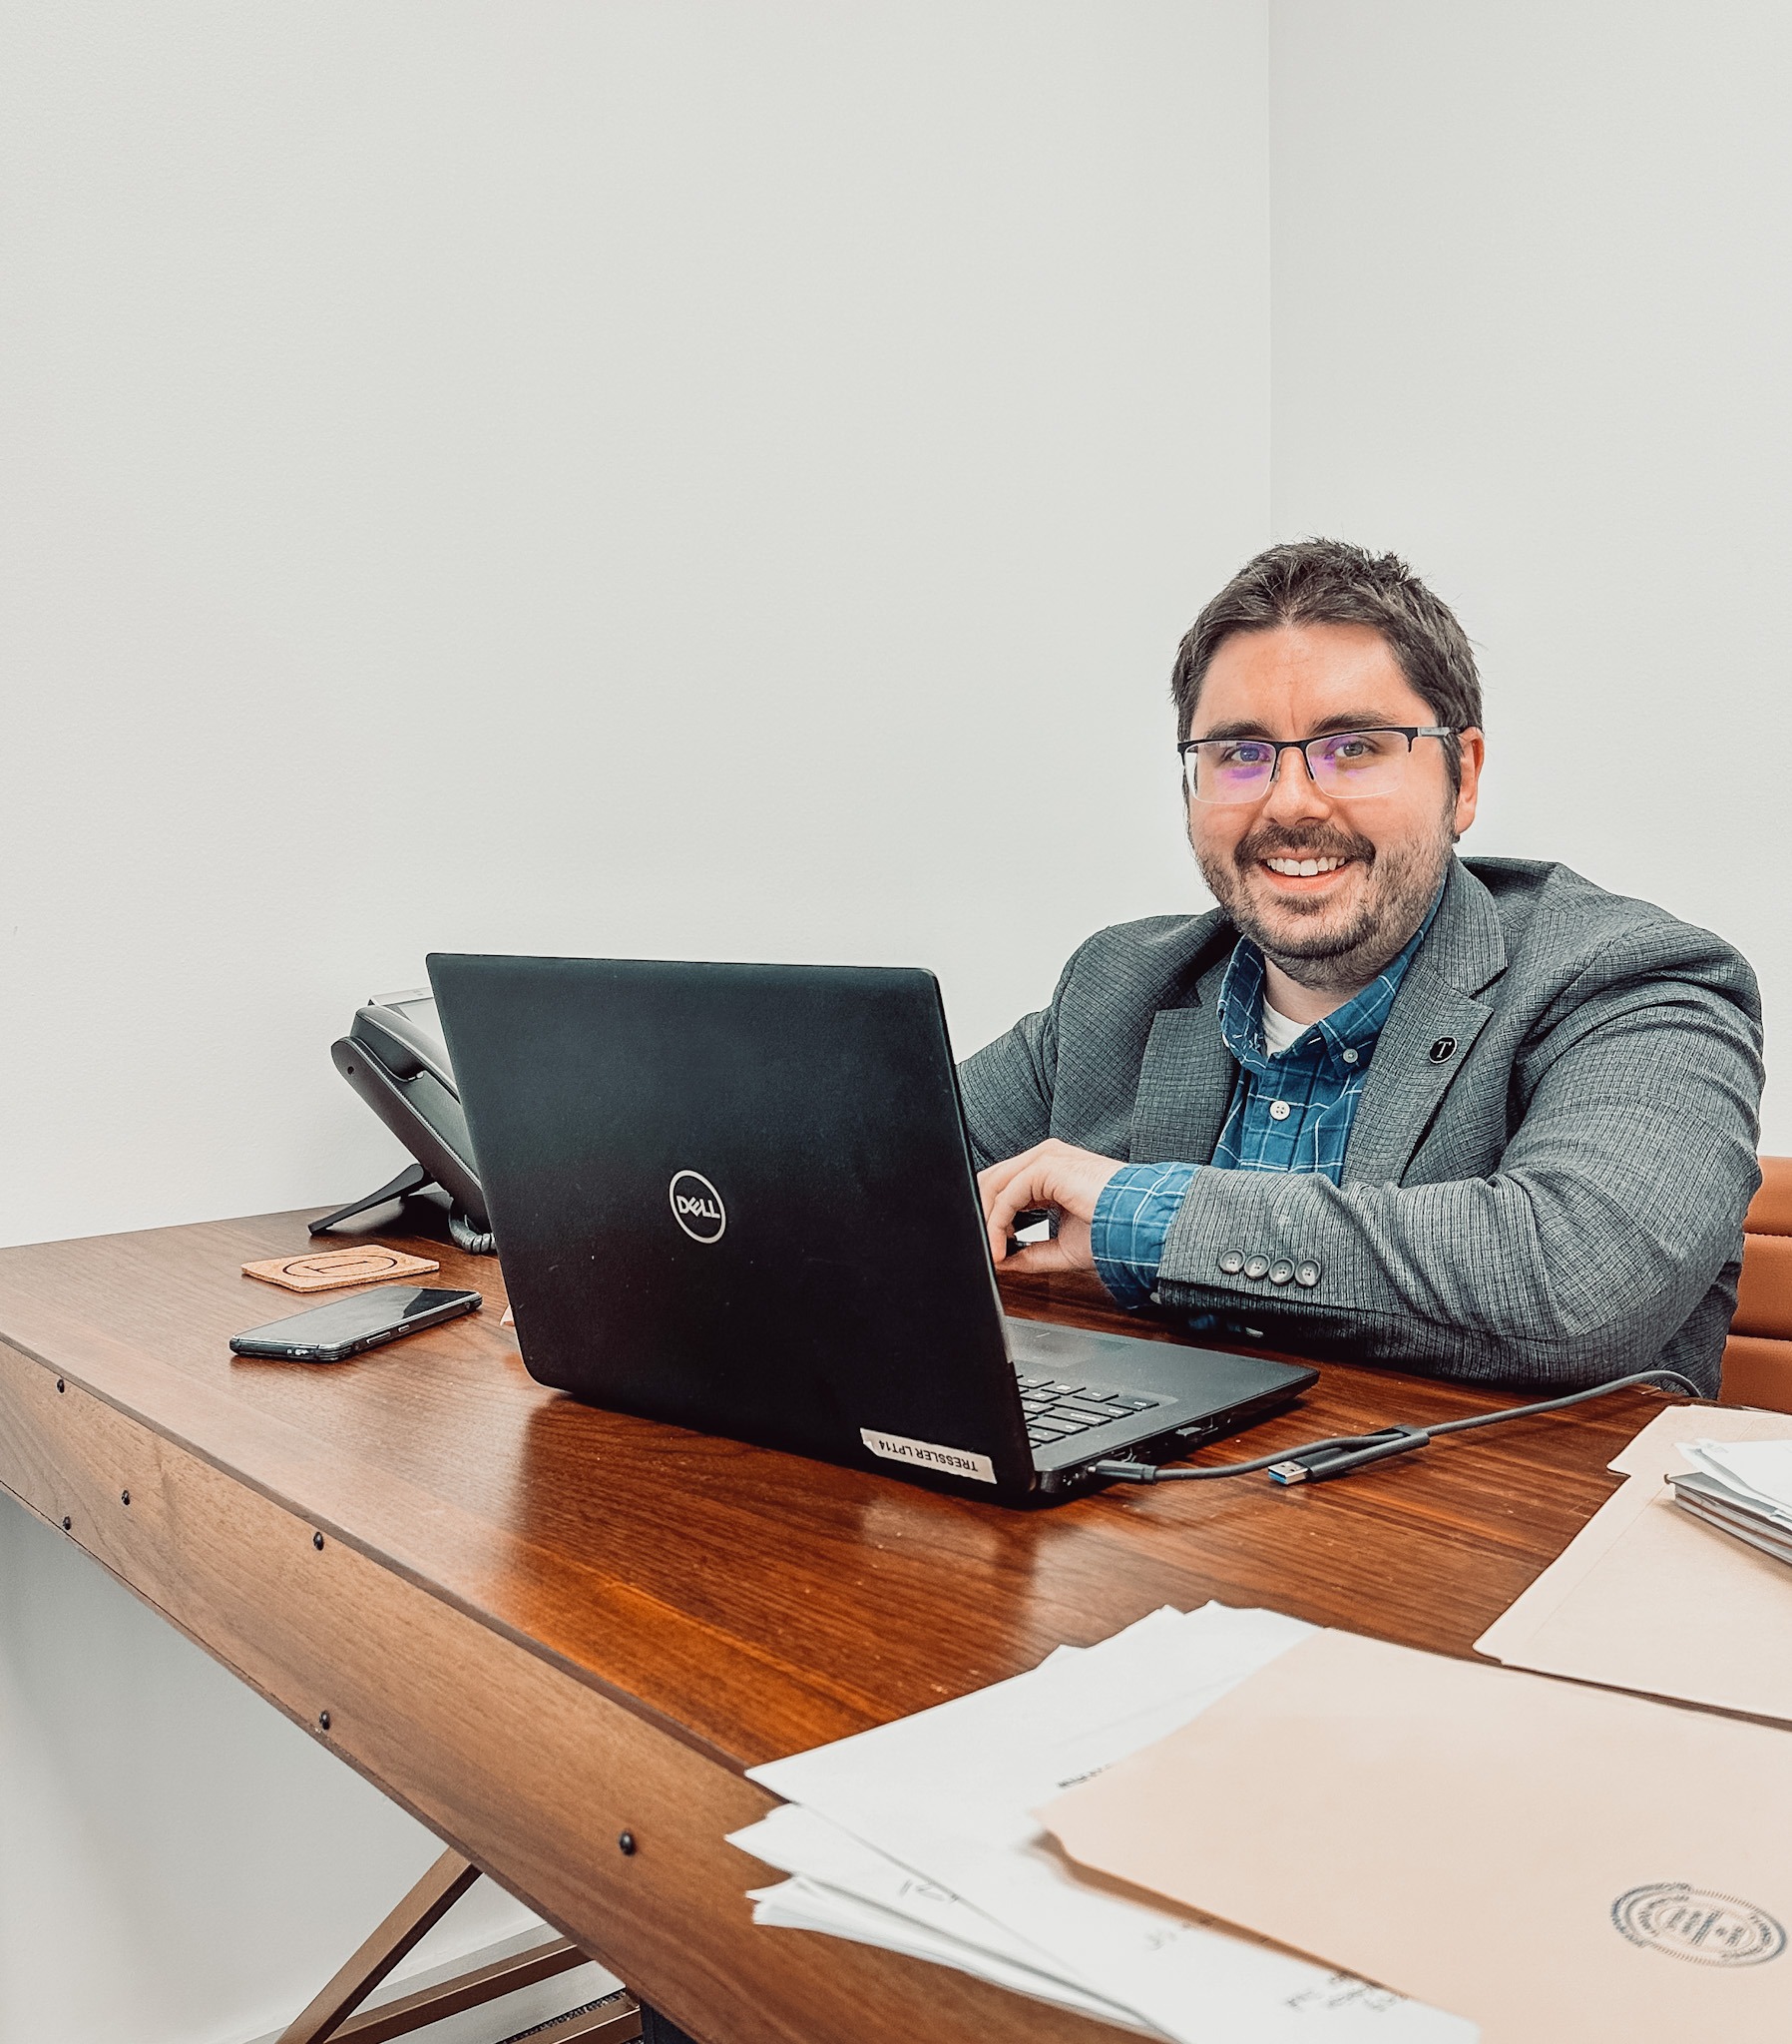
left=1270, top=0, right=1792, bottom=1147
left=0, top=1492, right=559, bottom=2043
left=0, top=0, right=1269, bottom=1253
left=0, top=7, right=1270, bottom=2040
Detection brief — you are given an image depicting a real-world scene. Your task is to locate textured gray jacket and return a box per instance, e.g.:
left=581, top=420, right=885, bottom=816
left=959, top=857, right=1763, bottom=1395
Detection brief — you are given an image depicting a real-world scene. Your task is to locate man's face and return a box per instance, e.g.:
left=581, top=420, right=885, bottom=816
left=1185, top=622, right=1484, bottom=988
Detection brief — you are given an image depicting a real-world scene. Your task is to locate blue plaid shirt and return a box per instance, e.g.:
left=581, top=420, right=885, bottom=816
left=1091, top=897, right=1440, bottom=1309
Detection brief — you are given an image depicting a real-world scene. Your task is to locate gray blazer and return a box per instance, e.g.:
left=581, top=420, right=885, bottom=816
left=959, top=857, right=1763, bottom=1395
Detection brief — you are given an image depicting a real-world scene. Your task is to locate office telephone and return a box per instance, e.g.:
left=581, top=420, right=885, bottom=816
left=312, top=990, right=496, bottom=1253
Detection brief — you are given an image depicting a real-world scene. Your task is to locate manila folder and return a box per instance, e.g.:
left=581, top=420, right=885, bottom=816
left=1040, top=1628, right=1792, bottom=2043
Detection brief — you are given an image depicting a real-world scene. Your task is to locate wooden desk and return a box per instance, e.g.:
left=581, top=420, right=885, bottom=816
left=0, top=1205, right=1668, bottom=2043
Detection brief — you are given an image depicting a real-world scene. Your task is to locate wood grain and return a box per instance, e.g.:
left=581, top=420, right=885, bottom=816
left=0, top=1332, right=1111, bottom=2044
left=0, top=1202, right=1682, bottom=2041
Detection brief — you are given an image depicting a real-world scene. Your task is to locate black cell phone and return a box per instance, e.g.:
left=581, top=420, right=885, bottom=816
left=229, top=1284, right=482, bottom=1362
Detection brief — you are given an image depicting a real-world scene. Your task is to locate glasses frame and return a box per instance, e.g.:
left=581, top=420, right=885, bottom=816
left=1177, top=725, right=1460, bottom=804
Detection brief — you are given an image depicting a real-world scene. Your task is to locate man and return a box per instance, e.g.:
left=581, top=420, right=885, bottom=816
left=963, top=540, right=1762, bottom=1395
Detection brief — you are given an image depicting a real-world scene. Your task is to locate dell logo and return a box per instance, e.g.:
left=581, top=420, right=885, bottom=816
left=669, top=1169, right=726, bottom=1244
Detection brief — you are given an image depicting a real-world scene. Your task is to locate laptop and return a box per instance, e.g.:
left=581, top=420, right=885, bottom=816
left=427, top=954, right=1316, bottom=1504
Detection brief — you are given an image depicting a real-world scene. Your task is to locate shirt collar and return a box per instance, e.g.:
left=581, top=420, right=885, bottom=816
left=1217, top=882, right=1445, bottom=1076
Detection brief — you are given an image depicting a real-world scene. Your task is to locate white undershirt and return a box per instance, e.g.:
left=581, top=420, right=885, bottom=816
left=1261, top=1002, right=1307, bottom=1057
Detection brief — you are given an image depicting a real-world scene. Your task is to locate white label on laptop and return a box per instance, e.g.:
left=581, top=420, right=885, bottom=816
left=860, top=1429, right=997, bottom=1484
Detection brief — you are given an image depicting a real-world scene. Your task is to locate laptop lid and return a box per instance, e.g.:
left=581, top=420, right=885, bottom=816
left=428, top=954, right=1040, bottom=1496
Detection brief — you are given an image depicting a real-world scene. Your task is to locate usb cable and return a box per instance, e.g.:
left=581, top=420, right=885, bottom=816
left=1088, top=1367, right=1704, bottom=1487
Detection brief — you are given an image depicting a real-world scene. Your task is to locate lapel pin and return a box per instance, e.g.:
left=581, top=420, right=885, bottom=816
left=1429, top=1037, right=1457, bottom=1063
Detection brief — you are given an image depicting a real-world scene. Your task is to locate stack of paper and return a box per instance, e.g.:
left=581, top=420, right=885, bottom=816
left=728, top=1605, right=1475, bottom=2041
left=1672, top=1436, right=1792, bottom=1564
left=1475, top=1403, right=1792, bottom=1722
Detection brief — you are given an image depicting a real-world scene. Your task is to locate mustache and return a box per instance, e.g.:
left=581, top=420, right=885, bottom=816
left=1234, top=821, right=1376, bottom=867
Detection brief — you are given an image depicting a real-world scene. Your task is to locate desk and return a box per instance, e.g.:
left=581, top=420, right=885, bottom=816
left=0, top=1206, right=1668, bottom=2043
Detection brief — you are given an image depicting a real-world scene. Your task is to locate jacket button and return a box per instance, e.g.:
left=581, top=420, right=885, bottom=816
left=1268, top=1260, right=1294, bottom=1285
left=1217, top=1250, right=1246, bottom=1276
left=1294, top=1260, right=1321, bottom=1287
left=1268, top=1099, right=1292, bottom=1121
left=1243, top=1255, right=1271, bottom=1280
left=1429, top=1037, right=1457, bottom=1063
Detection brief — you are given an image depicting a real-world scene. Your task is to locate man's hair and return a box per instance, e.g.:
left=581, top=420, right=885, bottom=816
left=1169, top=539, right=1483, bottom=786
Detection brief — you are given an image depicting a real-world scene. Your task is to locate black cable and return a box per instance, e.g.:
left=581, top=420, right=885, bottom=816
left=1088, top=1367, right=1705, bottom=1487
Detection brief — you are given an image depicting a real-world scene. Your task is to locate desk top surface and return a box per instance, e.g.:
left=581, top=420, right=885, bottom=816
left=0, top=1200, right=1665, bottom=1773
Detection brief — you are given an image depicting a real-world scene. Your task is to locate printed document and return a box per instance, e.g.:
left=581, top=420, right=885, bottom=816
left=732, top=1604, right=1474, bottom=2041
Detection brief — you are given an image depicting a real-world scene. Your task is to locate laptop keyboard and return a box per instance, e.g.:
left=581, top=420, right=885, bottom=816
left=1016, top=1371, right=1162, bottom=1450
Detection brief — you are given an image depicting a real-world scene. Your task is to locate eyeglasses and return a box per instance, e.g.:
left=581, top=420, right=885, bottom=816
left=1177, top=726, right=1459, bottom=805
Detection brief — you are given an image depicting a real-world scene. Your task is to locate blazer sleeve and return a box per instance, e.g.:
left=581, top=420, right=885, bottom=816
left=956, top=960, right=1076, bottom=1173
left=1153, top=933, right=1764, bottom=1392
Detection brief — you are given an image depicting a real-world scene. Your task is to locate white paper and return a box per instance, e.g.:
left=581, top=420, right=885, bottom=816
left=742, top=1605, right=1476, bottom=2043
left=748, top=1874, right=1154, bottom=2029
left=1677, top=1436, right=1792, bottom=1525
left=732, top=1803, right=1081, bottom=1989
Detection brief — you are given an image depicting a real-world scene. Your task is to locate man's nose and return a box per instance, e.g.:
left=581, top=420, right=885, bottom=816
left=1260, top=745, right=1332, bottom=819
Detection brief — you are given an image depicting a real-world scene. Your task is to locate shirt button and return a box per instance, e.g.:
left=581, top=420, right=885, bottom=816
left=1268, top=1259, right=1294, bottom=1285
left=1268, top=1099, right=1292, bottom=1122
left=1294, top=1261, right=1322, bottom=1287
left=1217, top=1250, right=1246, bottom=1276
left=1341, top=1048, right=1359, bottom=1065
left=1243, top=1255, right=1271, bottom=1280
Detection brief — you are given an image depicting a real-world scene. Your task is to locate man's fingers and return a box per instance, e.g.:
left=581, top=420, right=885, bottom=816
left=986, top=1162, right=1052, bottom=1252
left=980, top=1142, right=1120, bottom=1278
left=977, top=1146, right=1046, bottom=1213
left=998, top=1236, right=1079, bottom=1277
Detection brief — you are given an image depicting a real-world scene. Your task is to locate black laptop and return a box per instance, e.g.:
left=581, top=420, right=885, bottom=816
left=427, top=954, right=1315, bottom=1504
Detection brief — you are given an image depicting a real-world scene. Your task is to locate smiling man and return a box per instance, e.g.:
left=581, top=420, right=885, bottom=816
left=963, top=540, right=1763, bottom=1394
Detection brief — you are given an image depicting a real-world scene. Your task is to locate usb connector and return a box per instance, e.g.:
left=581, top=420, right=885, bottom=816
left=1266, top=1426, right=1431, bottom=1484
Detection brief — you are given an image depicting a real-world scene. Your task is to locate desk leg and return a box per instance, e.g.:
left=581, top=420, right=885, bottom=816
left=275, top=1846, right=635, bottom=2044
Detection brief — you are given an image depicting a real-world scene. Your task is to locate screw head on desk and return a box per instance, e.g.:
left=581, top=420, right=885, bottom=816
left=313, top=1531, right=325, bottom=1551
left=120, top=1490, right=130, bottom=1507
left=318, top=1711, right=331, bottom=1733
left=618, top=1830, right=637, bottom=1856
left=62, top=1516, right=72, bottom=1532
left=56, top=1378, right=65, bottom=1393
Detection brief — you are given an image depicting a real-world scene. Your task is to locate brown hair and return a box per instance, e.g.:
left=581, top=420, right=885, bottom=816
left=1170, top=539, right=1483, bottom=785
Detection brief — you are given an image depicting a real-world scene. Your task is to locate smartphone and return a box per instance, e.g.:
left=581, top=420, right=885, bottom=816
left=229, top=1284, right=482, bottom=1362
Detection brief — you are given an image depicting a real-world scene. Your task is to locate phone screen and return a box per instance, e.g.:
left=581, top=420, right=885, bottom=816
left=230, top=1284, right=481, bottom=1361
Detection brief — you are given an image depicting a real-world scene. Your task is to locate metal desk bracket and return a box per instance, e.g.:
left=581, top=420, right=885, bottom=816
left=275, top=1848, right=641, bottom=2044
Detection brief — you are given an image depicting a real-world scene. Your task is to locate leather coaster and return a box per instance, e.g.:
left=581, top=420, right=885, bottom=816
left=242, top=1246, right=441, bottom=1292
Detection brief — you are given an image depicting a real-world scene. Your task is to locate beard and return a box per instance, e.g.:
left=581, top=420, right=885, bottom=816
left=1194, top=803, right=1456, bottom=993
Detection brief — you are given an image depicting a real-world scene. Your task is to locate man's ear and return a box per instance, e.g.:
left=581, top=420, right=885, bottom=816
left=1453, top=728, right=1486, bottom=837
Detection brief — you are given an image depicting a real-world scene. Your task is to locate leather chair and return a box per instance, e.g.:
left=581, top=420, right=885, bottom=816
left=1722, top=1156, right=1792, bottom=1411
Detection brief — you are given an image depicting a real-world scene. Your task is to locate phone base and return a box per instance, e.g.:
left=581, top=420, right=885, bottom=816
left=307, top=1161, right=434, bottom=1238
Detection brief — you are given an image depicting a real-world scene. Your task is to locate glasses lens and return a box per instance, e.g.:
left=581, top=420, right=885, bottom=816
left=1307, top=730, right=1407, bottom=798
left=1187, top=739, right=1277, bottom=804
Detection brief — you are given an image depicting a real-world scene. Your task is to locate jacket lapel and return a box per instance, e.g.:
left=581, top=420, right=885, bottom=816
left=1127, top=953, right=1237, bottom=1164
left=1342, top=859, right=1507, bottom=1186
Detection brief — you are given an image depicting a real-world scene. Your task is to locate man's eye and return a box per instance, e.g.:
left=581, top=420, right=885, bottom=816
left=1217, top=743, right=1273, bottom=766
left=1325, top=734, right=1386, bottom=763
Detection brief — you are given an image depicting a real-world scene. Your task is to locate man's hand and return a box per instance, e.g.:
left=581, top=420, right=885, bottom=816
left=978, top=1140, right=1126, bottom=1277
